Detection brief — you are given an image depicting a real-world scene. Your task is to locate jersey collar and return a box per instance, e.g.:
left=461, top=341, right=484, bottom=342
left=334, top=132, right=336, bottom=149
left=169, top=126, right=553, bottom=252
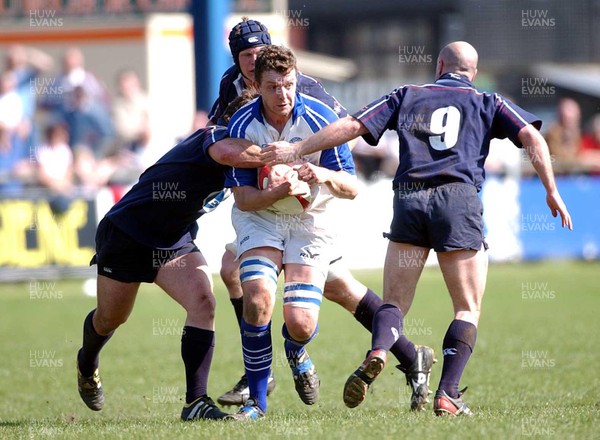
left=435, top=72, right=474, bottom=88
left=233, top=73, right=245, bottom=96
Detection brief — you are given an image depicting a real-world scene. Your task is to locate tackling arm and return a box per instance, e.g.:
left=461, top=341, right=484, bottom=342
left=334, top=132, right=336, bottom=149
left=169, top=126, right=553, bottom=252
left=232, top=170, right=304, bottom=211
left=208, top=138, right=264, bottom=168
left=518, top=124, right=573, bottom=230
left=263, top=116, right=369, bottom=164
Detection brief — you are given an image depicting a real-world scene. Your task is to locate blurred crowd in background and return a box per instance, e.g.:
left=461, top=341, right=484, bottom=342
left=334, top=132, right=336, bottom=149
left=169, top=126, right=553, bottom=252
left=0, top=44, right=599, bottom=215
left=0, top=45, right=153, bottom=213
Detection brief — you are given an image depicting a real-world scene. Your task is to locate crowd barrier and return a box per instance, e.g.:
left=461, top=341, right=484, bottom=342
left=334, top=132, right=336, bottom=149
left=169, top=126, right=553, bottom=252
left=0, top=176, right=596, bottom=281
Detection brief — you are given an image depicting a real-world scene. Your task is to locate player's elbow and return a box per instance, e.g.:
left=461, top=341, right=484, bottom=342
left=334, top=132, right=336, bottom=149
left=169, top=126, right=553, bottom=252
left=518, top=124, right=544, bottom=148
left=332, top=183, right=358, bottom=200
left=232, top=188, right=256, bottom=211
left=233, top=195, right=251, bottom=211
left=342, top=175, right=359, bottom=199
left=212, top=147, right=238, bottom=167
left=342, top=187, right=358, bottom=200
left=235, top=200, right=254, bottom=211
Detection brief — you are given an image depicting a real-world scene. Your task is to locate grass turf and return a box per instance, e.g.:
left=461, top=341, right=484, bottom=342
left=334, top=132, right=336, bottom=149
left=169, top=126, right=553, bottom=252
left=0, top=261, right=598, bottom=439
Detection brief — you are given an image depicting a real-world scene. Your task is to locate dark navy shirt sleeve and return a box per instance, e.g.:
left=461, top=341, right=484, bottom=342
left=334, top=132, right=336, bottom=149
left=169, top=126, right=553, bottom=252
left=202, top=125, right=230, bottom=159
left=224, top=167, right=257, bottom=187
left=224, top=102, right=259, bottom=187
left=352, top=88, right=402, bottom=146
left=491, top=94, right=542, bottom=147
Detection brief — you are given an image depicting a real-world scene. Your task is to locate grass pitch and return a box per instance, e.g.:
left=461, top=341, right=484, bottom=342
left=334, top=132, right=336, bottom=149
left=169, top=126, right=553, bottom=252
left=0, top=261, right=598, bottom=439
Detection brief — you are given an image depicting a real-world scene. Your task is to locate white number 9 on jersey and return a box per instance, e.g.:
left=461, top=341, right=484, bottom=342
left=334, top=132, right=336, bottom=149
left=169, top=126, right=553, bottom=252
left=429, top=105, right=461, bottom=150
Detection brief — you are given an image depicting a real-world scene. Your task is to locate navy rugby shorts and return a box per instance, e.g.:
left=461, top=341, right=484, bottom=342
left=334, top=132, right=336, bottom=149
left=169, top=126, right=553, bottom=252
left=90, top=218, right=199, bottom=283
left=384, top=182, right=488, bottom=252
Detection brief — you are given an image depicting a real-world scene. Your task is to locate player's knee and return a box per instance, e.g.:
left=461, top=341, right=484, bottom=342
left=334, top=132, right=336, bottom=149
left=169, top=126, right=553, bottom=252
left=242, top=288, right=273, bottom=324
left=220, top=252, right=240, bottom=288
left=242, top=284, right=271, bottom=309
left=284, top=315, right=317, bottom=342
left=188, top=290, right=216, bottom=315
left=283, top=281, right=322, bottom=340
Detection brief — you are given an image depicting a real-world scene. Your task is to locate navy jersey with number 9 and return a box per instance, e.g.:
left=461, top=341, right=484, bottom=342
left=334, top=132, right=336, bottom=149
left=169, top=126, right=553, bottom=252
left=354, top=72, right=541, bottom=191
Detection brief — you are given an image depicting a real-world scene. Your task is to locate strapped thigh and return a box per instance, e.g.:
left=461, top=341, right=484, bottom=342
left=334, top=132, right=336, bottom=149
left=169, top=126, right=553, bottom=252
left=283, top=282, right=323, bottom=311
left=239, top=255, right=279, bottom=287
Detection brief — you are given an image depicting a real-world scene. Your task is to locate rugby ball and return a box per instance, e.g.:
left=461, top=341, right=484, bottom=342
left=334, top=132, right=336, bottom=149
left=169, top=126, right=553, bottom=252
left=258, top=164, right=312, bottom=214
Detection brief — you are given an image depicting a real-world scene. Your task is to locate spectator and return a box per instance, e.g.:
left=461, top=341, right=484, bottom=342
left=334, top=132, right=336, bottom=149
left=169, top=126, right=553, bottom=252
left=112, top=69, right=150, bottom=154
left=0, top=71, right=23, bottom=140
left=0, top=70, right=29, bottom=192
left=57, top=47, right=110, bottom=113
left=579, top=114, right=600, bottom=173
left=545, top=97, right=583, bottom=174
left=4, top=45, right=53, bottom=124
left=108, top=69, right=151, bottom=182
left=57, top=85, right=113, bottom=189
left=34, top=122, right=74, bottom=214
left=50, top=48, right=114, bottom=172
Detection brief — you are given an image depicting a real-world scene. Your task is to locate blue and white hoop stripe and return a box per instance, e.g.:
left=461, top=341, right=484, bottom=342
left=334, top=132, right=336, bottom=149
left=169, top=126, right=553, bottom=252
left=239, top=256, right=279, bottom=286
left=242, top=345, right=272, bottom=373
left=283, top=282, right=323, bottom=310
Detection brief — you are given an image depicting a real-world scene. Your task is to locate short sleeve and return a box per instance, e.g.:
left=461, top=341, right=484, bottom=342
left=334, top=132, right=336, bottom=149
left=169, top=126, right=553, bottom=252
left=491, top=94, right=542, bottom=147
left=224, top=167, right=257, bottom=188
left=352, top=88, right=403, bottom=146
left=319, top=144, right=355, bottom=174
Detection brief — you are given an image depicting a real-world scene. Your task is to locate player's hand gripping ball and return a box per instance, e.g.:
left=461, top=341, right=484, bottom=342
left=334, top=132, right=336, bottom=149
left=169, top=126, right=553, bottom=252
left=258, top=164, right=312, bottom=214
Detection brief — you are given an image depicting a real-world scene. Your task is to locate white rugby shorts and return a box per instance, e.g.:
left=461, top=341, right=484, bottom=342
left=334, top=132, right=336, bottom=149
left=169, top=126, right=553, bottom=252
left=231, top=206, right=334, bottom=276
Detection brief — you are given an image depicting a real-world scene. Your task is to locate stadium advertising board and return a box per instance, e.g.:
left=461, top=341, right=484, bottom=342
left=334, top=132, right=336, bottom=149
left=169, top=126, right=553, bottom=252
left=0, top=195, right=95, bottom=268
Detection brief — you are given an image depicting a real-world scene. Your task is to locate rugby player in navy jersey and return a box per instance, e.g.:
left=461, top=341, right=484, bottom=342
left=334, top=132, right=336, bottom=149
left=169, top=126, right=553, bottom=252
left=263, top=41, right=573, bottom=416
left=213, top=17, right=432, bottom=410
left=75, top=120, right=268, bottom=421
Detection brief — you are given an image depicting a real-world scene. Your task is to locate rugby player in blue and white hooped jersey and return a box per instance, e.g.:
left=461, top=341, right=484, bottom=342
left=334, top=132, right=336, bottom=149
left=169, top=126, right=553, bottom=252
left=75, top=125, right=266, bottom=421
left=223, top=45, right=357, bottom=421
left=214, top=17, right=414, bottom=410
left=263, top=41, right=572, bottom=416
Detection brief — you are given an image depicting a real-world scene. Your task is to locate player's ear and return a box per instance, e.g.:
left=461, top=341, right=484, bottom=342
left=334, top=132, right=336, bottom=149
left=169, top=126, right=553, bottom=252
left=435, top=59, right=443, bottom=78
left=252, top=80, right=260, bottom=90
left=471, top=67, right=478, bottom=82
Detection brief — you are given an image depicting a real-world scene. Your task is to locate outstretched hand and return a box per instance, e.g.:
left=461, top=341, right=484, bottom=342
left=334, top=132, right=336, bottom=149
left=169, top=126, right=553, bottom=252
left=546, top=191, right=573, bottom=230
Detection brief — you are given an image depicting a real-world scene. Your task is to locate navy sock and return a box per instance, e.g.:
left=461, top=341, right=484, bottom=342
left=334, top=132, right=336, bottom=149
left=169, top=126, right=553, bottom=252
left=354, top=288, right=380, bottom=330
left=282, top=323, right=318, bottom=371
left=230, top=297, right=244, bottom=330
left=181, top=326, right=215, bottom=403
left=241, top=320, right=272, bottom=412
left=438, top=319, right=477, bottom=398
left=355, top=290, right=416, bottom=367
left=372, top=304, right=416, bottom=367
left=78, top=309, right=113, bottom=377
